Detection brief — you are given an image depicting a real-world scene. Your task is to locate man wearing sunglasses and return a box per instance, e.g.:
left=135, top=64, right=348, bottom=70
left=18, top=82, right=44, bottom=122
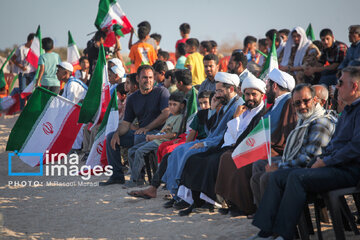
left=249, top=66, right=360, bottom=240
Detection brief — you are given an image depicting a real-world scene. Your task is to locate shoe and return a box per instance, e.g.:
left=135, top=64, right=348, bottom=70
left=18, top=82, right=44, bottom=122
left=193, top=203, right=214, bottom=213
left=179, top=204, right=195, bottom=216
left=127, top=190, right=153, bottom=199
left=163, top=199, right=176, bottom=208
left=173, top=200, right=190, bottom=210
left=99, top=178, right=125, bottom=186
left=122, top=180, right=145, bottom=189
left=218, top=208, right=229, bottom=215
left=230, top=209, right=246, bottom=217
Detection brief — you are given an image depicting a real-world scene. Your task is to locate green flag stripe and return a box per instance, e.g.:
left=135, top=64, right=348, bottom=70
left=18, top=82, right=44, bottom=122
left=68, top=31, right=76, bottom=46
left=6, top=87, right=55, bottom=151
left=248, top=118, right=269, bottom=136
left=94, top=0, right=117, bottom=28
left=97, top=90, right=117, bottom=134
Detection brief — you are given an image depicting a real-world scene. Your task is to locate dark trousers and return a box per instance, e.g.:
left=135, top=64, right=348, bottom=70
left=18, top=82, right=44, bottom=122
left=151, top=153, right=170, bottom=188
left=252, top=165, right=360, bottom=239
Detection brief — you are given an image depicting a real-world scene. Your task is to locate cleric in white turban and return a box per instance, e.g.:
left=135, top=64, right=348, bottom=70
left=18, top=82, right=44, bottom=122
left=268, top=68, right=295, bottom=91
left=215, top=72, right=240, bottom=87
left=241, top=74, right=266, bottom=94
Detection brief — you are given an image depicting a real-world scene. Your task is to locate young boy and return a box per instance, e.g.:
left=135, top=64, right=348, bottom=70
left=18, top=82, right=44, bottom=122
left=184, top=38, right=205, bottom=86
left=124, top=73, right=138, bottom=95
left=175, top=43, right=187, bottom=69
left=153, top=60, right=168, bottom=87
left=75, top=56, right=91, bottom=84
left=108, top=65, right=125, bottom=94
left=36, top=37, right=62, bottom=94
left=125, top=92, right=185, bottom=187
left=175, top=23, right=191, bottom=52
left=164, top=70, right=177, bottom=94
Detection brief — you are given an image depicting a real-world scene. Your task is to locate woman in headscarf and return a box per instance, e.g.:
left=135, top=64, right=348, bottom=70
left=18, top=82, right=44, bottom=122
left=279, top=26, right=321, bottom=83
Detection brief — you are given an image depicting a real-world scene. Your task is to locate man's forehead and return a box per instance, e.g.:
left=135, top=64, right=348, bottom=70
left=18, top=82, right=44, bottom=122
left=140, top=69, right=154, bottom=77
left=292, top=89, right=312, bottom=99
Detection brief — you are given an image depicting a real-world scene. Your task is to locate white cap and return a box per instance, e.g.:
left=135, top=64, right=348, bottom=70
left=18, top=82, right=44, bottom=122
left=57, top=62, right=73, bottom=72
left=215, top=72, right=240, bottom=87
left=268, top=68, right=295, bottom=91
left=111, top=65, right=126, bottom=78
left=241, top=74, right=266, bottom=94
left=108, top=58, right=123, bottom=67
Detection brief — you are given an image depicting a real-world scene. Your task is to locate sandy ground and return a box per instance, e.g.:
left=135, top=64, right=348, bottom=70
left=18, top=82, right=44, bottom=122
left=0, top=114, right=358, bottom=240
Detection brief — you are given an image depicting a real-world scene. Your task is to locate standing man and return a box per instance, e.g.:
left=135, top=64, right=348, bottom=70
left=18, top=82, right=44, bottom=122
left=199, top=54, right=219, bottom=93
left=101, top=65, right=170, bottom=186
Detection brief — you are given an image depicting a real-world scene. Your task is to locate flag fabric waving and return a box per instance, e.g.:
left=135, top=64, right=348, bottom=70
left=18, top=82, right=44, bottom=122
left=85, top=90, right=119, bottom=172
left=259, top=33, right=278, bottom=80
left=6, top=87, right=83, bottom=167
left=306, top=23, right=316, bottom=41
left=78, top=44, right=111, bottom=129
left=232, top=117, right=271, bottom=169
left=25, top=25, right=42, bottom=69
left=0, top=48, right=16, bottom=89
left=67, top=31, right=81, bottom=67
left=94, top=0, right=133, bottom=47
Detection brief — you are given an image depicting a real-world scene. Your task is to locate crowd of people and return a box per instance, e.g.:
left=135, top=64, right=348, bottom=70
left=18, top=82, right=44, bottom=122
left=3, top=21, right=360, bottom=240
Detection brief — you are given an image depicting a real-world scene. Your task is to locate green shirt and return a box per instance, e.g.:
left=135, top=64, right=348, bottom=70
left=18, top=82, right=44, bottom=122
left=38, top=52, right=61, bottom=87
left=189, top=113, right=206, bottom=139
left=153, top=114, right=183, bottom=145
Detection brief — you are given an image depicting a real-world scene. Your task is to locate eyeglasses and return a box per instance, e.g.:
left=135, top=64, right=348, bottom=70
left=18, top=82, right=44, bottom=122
left=293, top=98, right=312, bottom=107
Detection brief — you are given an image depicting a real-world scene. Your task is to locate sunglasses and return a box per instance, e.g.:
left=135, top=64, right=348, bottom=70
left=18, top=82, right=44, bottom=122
left=293, top=98, right=312, bottom=107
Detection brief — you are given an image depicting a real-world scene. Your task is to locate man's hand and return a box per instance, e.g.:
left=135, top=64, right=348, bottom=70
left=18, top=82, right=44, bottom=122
left=265, top=163, right=278, bottom=172
left=311, top=157, right=326, bottom=168
left=110, top=132, right=121, bottom=150
left=135, top=127, right=149, bottom=135
left=234, top=105, right=248, bottom=118
left=211, top=96, right=220, bottom=110
left=189, top=142, right=205, bottom=149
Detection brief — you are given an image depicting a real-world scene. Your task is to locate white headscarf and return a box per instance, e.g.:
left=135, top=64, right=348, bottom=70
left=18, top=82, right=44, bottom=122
left=280, top=27, right=313, bottom=67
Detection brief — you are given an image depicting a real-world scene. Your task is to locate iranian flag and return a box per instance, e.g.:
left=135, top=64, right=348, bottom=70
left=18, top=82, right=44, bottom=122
left=26, top=25, right=42, bottom=69
left=94, top=0, right=133, bottom=47
left=21, top=79, right=35, bottom=98
left=259, top=33, right=278, bottom=80
left=78, top=44, right=110, bottom=129
left=85, top=90, right=119, bottom=172
left=6, top=87, right=83, bottom=167
left=185, top=86, right=198, bottom=130
left=67, top=31, right=81, bottom=67
left=232, top=117, right=271, bottom=169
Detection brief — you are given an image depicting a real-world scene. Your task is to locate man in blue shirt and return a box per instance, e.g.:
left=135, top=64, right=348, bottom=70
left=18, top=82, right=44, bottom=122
left=338, top=25, right=360, bottom=69
left=100, top=65, right=170, bottom=186
left=249, top=66, right=360, bottom=240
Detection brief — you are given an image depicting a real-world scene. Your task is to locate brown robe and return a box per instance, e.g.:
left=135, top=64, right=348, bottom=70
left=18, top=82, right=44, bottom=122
left=214, top=97, right=297, bottom=214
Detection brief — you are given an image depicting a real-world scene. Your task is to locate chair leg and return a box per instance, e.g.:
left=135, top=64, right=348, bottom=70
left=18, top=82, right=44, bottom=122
left=339, top=196, right=360, bottom=235
left=297, top=211, right=310, bottom=240
left=324, top=194, right=346, bottom=240
left=314, top=200, right=324, bottom=240
left=304, top=205, right=314, bottom=235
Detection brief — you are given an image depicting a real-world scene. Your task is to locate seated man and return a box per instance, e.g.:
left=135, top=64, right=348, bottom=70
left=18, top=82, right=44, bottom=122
left=338, top=25, right=360, bottom=69
left=279, top=26, right=321, bottom=83
left=161, top=72, right=244, bottom=202
left=250, top=66, right=360, bottom=240
left=125, top=92, right=185, bottom=187
left=250, top=83, right=337, bottom=208
left=304, top=28, right=348, bottom=86
left=178, top=74, right=267, bottom=216
left=100, top=65, right=170, bottom=186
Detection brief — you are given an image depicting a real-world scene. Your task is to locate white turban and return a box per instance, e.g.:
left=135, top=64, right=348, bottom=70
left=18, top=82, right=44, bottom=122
left=215, top=72, right=240, bottom=87
left=268, top=68, right=295, bottom=91
left=241, top=74, right=266, bottom=94
left=108, top=58, right=123, bottom=67
left=111, top=65, right=126, bottom=78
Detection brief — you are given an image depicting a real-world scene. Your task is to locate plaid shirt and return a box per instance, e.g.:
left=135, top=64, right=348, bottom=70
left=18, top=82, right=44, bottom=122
left=277, top=115, right=337, bottom=169
left=319, top=40, right=348, bottom=65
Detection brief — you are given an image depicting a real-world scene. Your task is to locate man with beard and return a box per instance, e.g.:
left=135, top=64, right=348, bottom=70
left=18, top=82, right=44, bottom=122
left=215, top=68, right=298, bottom=217
left=161, top=72, right=244, bottom=206
left=249, top=66, right=360, bottom=240
left=100, top=65, right=170, bottom=186
left=227, top=50, right=256, bottom=87
left=178, top=74, right=267, bottom=216
left=199, top=54, right=219, bottom=93
left=250, top=83, right=337, bottom=209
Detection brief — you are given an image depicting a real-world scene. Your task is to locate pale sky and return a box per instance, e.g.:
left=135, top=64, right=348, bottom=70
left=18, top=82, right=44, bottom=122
left=0, top=0, right=359, bottom=54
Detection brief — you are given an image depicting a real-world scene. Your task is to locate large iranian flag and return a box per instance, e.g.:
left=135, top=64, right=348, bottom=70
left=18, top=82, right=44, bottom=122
left=6, top=87, right=83, bottom=167
left=85, top=90, right=119, bottom=171
left=67, top=31, right=81, bottom=67
left=26, top=25, right=42, bottom=69
left=259, top=33, right=278, bottom=80
left=78, top=44, right=110, bottom=129
left=94, top=0, right=133, bottom=47
left=232, top=117, right=271, bottom=169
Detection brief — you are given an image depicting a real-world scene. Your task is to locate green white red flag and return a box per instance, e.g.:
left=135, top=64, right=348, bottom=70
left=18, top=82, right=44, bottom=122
left=6, top=87, right=83, bottom=167
left=232, top=117, right=271, bottom=169
left=259, top=34, right=278, bottom=80
left=26, top=25, right=42, bottom=69
left=67, top=31, right=81, bottom=67
left=78, top=44, right=110, bottom=130
left=85, top=90, right=119, bottom=172
left=94, top=0, right=133, bottom=47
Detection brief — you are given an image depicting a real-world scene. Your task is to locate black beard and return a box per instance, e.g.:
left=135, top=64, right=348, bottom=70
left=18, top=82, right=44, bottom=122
left=266, top=89, right=276, bottom=104
left=245, top=100, right=259, bottom=109
left=217, top=96, right=229, bottom=105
